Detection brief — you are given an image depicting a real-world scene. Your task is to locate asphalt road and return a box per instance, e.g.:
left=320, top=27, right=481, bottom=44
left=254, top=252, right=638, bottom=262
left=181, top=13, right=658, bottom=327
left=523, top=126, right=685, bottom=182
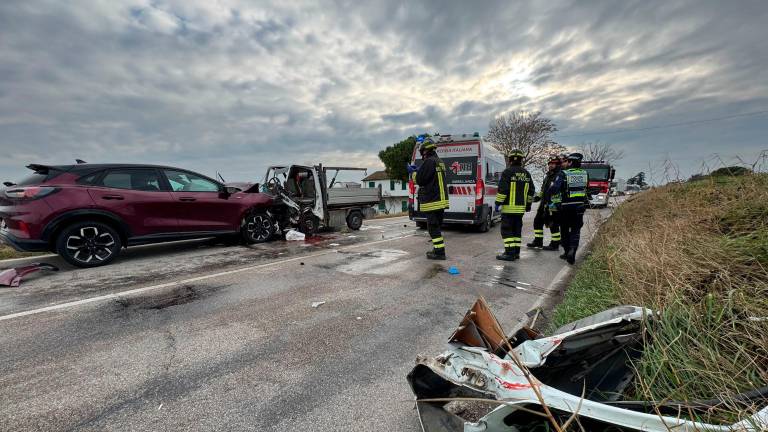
left=0, top=205, right=615, bottom=431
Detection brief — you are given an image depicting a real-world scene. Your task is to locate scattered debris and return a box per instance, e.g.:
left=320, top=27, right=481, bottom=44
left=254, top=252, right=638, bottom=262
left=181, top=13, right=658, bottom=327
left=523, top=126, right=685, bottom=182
left=329, top=243, right=341, bottom=246
left=448, top=266, right=460, bottom=275
left=285, top=230, right=306, bottom=241
left=300, top=262, right=305, bottom=266
left=408, top=298, right=768, bottom=432
left=0, top=263, right=59, bottom=287
left=311, top=301, right=325, bottom=308
left=356, top=316, right=362, bottom=320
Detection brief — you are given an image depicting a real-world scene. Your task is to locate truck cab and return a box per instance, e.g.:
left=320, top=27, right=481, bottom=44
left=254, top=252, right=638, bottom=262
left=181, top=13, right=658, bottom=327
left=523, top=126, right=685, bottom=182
left=581, top=161, right=616, bottom=208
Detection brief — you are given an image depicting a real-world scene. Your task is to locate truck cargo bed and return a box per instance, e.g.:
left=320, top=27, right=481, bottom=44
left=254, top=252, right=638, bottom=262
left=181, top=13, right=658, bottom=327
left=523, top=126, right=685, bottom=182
left=327, top=187, right=381, bottom=208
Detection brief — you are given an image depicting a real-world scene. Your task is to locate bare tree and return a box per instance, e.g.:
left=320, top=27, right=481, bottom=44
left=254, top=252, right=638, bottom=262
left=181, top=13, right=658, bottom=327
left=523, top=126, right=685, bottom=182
left=579, top=141, right=625, bottom=164
left=485, top=111, right=565, bottom=171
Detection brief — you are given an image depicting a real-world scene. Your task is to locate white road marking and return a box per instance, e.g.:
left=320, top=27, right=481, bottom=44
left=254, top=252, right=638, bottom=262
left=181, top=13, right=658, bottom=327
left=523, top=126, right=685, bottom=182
left=0, top=234, right=415, bottom=322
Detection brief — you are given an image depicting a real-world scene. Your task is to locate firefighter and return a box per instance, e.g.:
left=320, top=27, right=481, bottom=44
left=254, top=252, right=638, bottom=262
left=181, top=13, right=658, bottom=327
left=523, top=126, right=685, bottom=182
left=527, top=155, right=562, bottom=250
left=494, top=149, right=535, bottom=261
left=548, top=152, right=589, bottom=264
left=409, top=138, right=449, bottom=260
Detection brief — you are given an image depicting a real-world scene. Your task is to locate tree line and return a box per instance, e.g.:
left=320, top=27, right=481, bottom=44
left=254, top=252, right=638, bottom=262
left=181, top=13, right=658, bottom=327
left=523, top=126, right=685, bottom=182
left=378, top=111, right=624, bottom=180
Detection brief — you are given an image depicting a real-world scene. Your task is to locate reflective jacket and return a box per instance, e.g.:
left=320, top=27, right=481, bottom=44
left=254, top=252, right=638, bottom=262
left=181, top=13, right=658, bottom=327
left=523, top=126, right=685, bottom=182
left=537, top=168, right=560, bottom=207
left=548, top=168, right=589, bottom=212
left=495, top=165, right=535, bottom=214
left=416, top=152, right=449, bottom=212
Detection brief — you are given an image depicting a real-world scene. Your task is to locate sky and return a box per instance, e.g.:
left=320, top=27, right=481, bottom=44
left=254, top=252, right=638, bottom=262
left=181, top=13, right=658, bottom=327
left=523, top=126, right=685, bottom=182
left=1, top=0, right=767, bottom=184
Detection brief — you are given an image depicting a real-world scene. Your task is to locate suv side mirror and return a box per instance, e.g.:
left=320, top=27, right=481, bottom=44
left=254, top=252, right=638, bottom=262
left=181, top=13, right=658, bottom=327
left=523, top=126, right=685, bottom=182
left=223, top=186, right=240, bottom=195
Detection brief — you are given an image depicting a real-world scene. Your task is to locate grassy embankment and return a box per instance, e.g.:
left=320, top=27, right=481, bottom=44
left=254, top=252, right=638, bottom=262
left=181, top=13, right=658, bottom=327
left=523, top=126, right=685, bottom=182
left=0, top=245, right=43, bottom=260
left=551, top=173, right=768, bottom=424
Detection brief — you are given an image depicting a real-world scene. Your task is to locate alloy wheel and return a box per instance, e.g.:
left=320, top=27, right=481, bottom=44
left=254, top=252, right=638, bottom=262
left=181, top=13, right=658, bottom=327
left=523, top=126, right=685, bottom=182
left=66, top=226, right=116, bottom=264
left=245, top=214, right=273, bottom=242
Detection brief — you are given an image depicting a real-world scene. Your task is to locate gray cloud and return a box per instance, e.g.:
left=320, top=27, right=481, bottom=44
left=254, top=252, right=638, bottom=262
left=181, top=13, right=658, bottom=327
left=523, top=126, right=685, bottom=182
left=0, top=0, right=767, bottom=183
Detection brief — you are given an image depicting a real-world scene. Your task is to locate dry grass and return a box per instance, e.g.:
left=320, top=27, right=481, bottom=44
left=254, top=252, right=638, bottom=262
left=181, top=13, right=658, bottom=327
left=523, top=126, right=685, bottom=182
left=553, top=173, right=768, bottom=425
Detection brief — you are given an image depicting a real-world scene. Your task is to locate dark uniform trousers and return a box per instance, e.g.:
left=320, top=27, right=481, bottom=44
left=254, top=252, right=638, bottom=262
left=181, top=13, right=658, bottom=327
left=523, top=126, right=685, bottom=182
left=559, top=209, right=584, bottom=251
left=426, top=210, right=445, bottom=251
left=500, top=213, right=524, bottom=252
left=532, top=206, right=560, bottom=243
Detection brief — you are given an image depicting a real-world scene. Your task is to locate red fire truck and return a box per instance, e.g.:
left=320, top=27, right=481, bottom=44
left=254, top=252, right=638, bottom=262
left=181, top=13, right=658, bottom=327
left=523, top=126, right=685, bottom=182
left=581, top=161, right=616, bottom=208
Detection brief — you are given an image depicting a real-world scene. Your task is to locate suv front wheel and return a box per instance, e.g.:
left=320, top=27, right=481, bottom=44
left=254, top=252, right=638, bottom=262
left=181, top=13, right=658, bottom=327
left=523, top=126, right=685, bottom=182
left=56, top=221, right=123, bottom=268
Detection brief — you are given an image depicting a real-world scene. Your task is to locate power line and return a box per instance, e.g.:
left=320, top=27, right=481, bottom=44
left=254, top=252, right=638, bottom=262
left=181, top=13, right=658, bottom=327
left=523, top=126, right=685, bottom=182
left=556, top=109, right=768, bottom=138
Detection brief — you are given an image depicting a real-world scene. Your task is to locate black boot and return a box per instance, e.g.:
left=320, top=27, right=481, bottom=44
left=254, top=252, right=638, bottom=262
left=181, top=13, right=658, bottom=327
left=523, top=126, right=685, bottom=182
left=559, top=248, right=569, bottom=260
left=526, top=238, right=543, bottom=248
left=496, top=247, right=519, bottom=261
left=542, top=241, right=560, bottom=251
left=566, top=248, right=576, bottom=265
left=426, top=250, right=446, bottom=260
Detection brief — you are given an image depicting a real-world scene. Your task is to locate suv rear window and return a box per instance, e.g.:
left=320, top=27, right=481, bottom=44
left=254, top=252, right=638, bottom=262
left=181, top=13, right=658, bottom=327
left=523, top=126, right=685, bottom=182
left=99, top=169, right=164, bottom=191
left=12, top=170, right=63, bottom=186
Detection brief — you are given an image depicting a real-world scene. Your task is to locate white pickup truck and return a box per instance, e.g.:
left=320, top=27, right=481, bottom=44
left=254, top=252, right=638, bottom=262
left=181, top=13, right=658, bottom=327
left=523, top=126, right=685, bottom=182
left=260, top=164, right=381, bottom=235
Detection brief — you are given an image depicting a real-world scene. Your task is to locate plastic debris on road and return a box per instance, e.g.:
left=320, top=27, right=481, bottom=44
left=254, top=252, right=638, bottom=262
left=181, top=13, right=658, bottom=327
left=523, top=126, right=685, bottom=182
left=408, top=298, right=768, bottom=432
left=285, top=230, right=306, bottom=241
left=447, top=266, right=460, bottom=275
left=311, top=301, right=325, bottom=308
left=0, top=263, right=59, bottom=287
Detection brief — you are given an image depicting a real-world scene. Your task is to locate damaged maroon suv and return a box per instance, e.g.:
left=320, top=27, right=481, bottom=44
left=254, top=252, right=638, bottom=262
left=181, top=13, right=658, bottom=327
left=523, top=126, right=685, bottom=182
left=0, top=164, right=276, bottom=268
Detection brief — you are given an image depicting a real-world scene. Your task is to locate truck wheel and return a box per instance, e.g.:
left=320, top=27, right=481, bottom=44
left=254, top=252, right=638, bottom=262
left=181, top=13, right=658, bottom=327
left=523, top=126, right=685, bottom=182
left=241, top=211, right=275, bottom=244
left=346, top=211, right=363, bottom=230
left=477, top=211, right=492, bottom=233
left=416, top=222, right=427, bottom=230
left=298, top=209, right=319, bottom=236
left=56, top=221, right=122, bottom=268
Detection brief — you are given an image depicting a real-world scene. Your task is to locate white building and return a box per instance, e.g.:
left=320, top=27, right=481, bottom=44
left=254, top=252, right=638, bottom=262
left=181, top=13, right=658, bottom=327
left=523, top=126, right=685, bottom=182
left=361, top=170, right=409, bottom=215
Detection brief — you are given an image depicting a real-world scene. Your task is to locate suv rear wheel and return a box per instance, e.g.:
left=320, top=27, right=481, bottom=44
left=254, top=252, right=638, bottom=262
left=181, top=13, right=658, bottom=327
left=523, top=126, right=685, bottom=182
left=56, top=221, right=122, bottom=268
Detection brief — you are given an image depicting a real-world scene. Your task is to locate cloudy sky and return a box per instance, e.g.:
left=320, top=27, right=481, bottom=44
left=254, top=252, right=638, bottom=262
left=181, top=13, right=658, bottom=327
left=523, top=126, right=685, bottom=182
left=1, top=0, right=767, bottom=183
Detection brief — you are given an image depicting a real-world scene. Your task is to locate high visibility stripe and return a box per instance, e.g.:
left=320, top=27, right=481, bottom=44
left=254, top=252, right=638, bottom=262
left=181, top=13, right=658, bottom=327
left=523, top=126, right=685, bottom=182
left=495, top=193, right=507, bottom=202
left=534, top=233, right=544, bottom=238
left=510, top=182, right=516, bottom=206
left=421, top=200, right=449, bottom=211
left=534, top=230, right=544, bottom=233
left=437, top=171, right=446, bottom=202
left=523, top=182, right=530, bottom=204
left=501, top=204, right=526, bottom=214
left=432, top=237, right=444, bottom=243
left=433, top=244, right=445, bottom=249
left=551, top=233, right=561, bottom=240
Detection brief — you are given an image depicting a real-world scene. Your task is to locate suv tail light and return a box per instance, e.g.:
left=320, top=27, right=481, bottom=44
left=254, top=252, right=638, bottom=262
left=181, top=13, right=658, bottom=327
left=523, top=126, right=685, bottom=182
left=4, top=186, right=60, bottom=200
left=475, top=178, right=485, bottom=206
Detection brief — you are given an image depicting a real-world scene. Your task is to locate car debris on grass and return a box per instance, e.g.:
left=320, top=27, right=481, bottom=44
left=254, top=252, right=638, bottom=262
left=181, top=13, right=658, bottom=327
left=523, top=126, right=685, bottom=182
left=408, top=298, right=768, bottom=432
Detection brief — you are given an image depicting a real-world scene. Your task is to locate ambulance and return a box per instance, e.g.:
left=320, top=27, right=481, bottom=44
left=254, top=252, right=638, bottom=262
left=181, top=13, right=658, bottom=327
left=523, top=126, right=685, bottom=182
left=408, top=133, right=506, bottom=232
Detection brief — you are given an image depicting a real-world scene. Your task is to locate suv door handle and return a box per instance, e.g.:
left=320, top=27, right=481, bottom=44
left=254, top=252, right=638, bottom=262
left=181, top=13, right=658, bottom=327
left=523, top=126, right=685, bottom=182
left=102, top=195, right=124, bottom=200
left=179, top=197, right=197, bottom=202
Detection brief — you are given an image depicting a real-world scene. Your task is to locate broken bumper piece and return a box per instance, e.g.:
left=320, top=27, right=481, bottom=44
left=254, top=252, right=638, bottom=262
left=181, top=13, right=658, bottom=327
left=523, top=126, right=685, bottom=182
left=408, top=300, right=768, bottom=432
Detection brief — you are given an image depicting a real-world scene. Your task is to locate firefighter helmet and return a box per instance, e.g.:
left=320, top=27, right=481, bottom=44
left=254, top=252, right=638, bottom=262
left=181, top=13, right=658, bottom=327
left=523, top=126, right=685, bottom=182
left=508, top=149, right=525, bottom=159
left=548, top=155, right=562, bottom=165
left=419, top=138, right=437, bottom=152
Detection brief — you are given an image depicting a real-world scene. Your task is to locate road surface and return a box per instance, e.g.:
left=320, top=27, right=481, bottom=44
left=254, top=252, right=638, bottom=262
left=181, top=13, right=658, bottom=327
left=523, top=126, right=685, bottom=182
left=0, top=205, right=614, bottom=431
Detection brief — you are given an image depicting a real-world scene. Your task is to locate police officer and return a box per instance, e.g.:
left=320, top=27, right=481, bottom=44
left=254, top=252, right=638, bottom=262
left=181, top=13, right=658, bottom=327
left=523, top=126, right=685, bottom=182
left=494, top=149, right=535, bottom=261
left=548, top=152, right=589, bottom=264
left=410, top=138, right=449, bottom=260
left=527, top=155, right=562, bottom=250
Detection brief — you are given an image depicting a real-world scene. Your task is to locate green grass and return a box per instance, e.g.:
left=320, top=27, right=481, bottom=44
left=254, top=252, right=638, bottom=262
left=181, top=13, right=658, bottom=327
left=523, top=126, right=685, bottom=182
left=549, top=251, right=619, bottom=329
left=549, top=173, right=768, bottom=424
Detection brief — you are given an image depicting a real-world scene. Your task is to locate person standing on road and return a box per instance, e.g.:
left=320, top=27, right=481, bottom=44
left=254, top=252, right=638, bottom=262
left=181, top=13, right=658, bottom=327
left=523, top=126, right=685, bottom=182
left=409, top=138, right=449, bottom=260
left=527, top=155, right=562, bottom=251
left=494, top=149, right=535, bottom=261
left=548, top=153, right=589, bottom=265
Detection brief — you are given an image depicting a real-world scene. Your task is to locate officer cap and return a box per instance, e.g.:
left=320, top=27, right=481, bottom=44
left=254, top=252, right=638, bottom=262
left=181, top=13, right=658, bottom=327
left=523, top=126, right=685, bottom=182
left=567, top=152, right=583, bottom=162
